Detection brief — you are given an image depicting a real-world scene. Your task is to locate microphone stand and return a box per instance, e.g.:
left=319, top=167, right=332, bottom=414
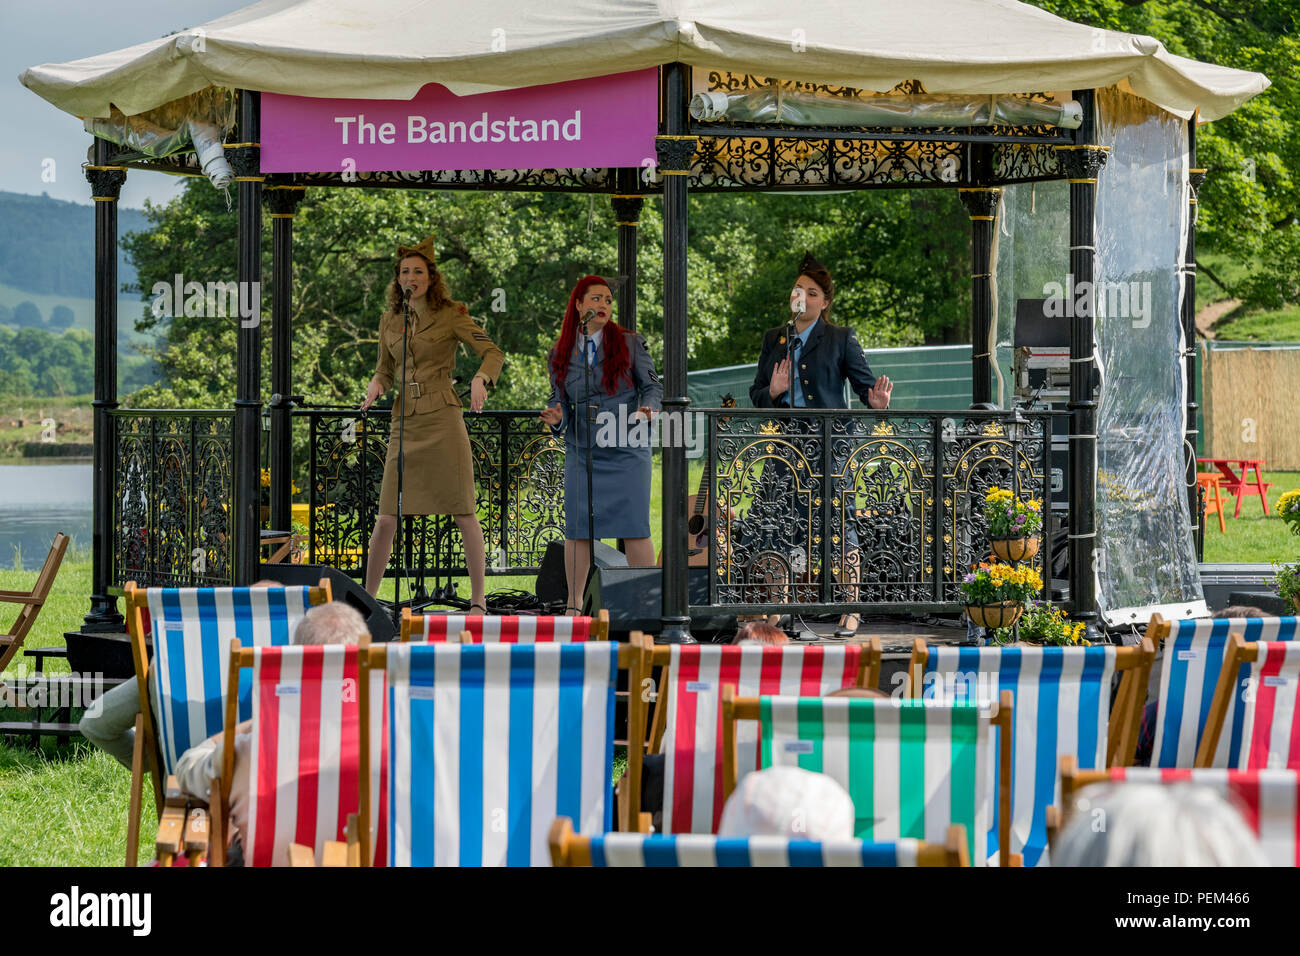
left=580, top=312, right=598, bottom=614
left=392, top=287, right=412, bottom=628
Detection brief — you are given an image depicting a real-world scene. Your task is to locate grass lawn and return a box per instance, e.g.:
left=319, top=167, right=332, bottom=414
left=1199, top=470, right=1300, bottom=564
left=3, top=461, right=1294, bottom=866
left=1210, top=304, right=1300, bottom=342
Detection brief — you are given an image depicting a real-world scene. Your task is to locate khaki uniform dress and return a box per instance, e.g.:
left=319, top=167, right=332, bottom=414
left=373, top=296, right=504, bottom=515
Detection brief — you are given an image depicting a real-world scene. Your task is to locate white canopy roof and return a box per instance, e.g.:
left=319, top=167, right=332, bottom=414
left=19, top=0, right=1268, bottom=122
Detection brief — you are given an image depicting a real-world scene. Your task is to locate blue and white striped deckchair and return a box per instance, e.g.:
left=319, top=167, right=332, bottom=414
left=548, top=817, right=970, bottom=866
left=1147, top=615, right=1300, bottom=769
left=911, top=640, right=1153, bottom=867
left=360, top=642, right=624, bottom=866
left=123, top=579, right=330, bottom=866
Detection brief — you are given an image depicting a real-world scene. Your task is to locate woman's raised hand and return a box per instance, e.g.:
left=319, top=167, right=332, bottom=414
left=769, top=357, right=791, bottom=399
left=539, top=404, right=563, bottom=426
left=360, top=377, right=383, bottom=411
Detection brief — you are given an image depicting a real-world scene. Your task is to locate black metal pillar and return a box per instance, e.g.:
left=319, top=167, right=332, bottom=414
left=959, top=177, right=999, bottom=407
left=1185, top=122, right=1206, bottom=537
left=655, top=63, right=696, bottom=643
left=264, top=183, right=306, bottom=533
left=229, top=91, right=264, bottom=585
left=82, top=140, right=127, bottom=631
left=611, top=169, right=643, bottom=334
left=1058, top=90, right=1108, bottom=633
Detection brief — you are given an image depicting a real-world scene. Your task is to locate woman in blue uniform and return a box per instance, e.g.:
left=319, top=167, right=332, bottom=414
left=749, top=253, right=894, bottom=637
left=539, top=275, right=663, bottom=613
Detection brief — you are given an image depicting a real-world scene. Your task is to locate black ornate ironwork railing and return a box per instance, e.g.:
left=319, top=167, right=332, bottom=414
left=301, top=408, right=565, bottom=581
left=698, top=408, right=1053, bottom=615
left=109, top=410, right=236, bottom=589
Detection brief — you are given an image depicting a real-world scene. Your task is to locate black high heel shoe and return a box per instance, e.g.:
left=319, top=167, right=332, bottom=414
left=833, top=613, right=860, bottom=640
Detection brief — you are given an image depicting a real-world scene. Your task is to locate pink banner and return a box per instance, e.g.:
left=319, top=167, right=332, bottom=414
left=261, top=68, right=659, bottom=174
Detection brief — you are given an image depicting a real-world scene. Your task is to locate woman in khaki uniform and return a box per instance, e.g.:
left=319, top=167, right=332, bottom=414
left=360, top=237, right=505, bottom=609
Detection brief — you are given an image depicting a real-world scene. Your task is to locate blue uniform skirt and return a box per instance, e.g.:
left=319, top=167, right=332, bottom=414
left=563, top=438, right=652, bottom=539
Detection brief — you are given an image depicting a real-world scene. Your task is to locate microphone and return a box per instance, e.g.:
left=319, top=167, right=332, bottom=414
left=402, top=285, right=415, bottom=300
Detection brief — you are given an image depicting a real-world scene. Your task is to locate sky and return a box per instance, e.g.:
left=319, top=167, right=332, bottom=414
left=2, top=0, right=241, bottom=210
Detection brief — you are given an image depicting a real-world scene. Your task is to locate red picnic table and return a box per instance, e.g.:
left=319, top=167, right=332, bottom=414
left=1196, top=457, right=1273, bottom=518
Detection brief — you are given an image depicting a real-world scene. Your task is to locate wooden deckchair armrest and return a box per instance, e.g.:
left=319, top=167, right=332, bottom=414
left=322, top=842, right=349, bottom=867
left=288, top=844, right=317, bottom=867
left=155, top=805, right=186, bottom=865
left=184, top=807, right=210, bottom=866
left=0, top=591, right=40, bottom=604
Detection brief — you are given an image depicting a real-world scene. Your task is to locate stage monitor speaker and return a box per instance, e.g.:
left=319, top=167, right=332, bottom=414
left=535, top=540, right=629, bottom=606
left=258, top=562, right=397, bottom=642
left=583, top=565, right=729, bottom=635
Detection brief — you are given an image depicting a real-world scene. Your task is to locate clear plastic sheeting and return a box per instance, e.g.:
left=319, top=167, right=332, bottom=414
left=992, top=180, right=1071, bottom=408
left=1093, top=87, right=1202, bottom=624
left=84, top=88, right=236, bottom=189
left=690, top=88, right=1082, bottom=129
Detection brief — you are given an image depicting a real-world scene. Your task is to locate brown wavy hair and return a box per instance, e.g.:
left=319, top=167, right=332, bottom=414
left=385, top=252, right=454, bottom=313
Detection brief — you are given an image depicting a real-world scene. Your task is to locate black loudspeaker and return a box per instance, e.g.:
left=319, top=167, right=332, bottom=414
left=257, top=563, right=397, bottom=642
left=582, top=566, right=729, bottom=635
left=535, top=540, right=629, bottom=605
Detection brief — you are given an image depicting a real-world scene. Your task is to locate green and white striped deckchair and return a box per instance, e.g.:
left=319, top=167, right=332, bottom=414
left=722, top=688, right=1014, bottom=866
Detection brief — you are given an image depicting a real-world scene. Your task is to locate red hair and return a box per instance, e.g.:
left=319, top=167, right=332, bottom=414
left=550, top=275, right=632, bottom=395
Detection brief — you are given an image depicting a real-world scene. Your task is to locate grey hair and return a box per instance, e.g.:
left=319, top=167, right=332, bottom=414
left=1052, top=782, right=1267, bottom=867
left=292, top=601, right=369, bottom=646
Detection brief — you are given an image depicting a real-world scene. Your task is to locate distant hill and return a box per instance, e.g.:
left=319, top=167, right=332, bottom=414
left=0, top=190, right=147, bottom=299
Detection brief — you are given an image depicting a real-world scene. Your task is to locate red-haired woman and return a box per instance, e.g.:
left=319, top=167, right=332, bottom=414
left=539, top=276, right=662, bottom=612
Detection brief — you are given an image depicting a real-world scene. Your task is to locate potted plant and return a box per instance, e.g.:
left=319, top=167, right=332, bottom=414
left=1277, top=489, right=1300, bottom=614
left=959, top=561, right=1043, bottom=629
left=989, top=602, right=1087, bottom=646
left=984, top=487, right=1044, bottom=562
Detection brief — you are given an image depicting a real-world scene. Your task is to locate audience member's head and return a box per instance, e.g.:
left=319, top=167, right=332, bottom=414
left=733, top=621, right=789, bottom=645
left=1052, top=782, right=1267, bottom=866
left=251, top=579, right=281, bottom=588
left=1212, top=605, right=1268, bottom=619
left=718, top=767, right=855, bottom=841
left=827, top=687, right=888, bottom=699
left=293, top=601, right=370, bottom=646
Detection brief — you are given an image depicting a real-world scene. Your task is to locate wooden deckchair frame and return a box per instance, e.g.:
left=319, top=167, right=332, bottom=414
left=905, top=636, right=1155, bottom=768
left=399, top=607, right=611, bottom=642
left=1194, top=631, right=1271, bottom=768
left=547, top=815, right=971, bottom=867
left=625, top=637, right=883, bottom=836
left=0, top=532, right=68, bottom=675
left=354, top=634, right=648, bottom=866
left=720, top=685, right=1015, bottom=866
left=123, top=577, right=332, bottom=867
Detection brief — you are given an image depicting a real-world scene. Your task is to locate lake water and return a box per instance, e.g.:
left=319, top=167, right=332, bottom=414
left=0, top=461, right=92, bottom=570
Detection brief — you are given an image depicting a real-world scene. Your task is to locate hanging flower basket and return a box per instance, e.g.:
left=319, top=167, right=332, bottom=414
left=990, top=536, right=1040, bottom=562
left=965, top=602, right=1024, bottom=630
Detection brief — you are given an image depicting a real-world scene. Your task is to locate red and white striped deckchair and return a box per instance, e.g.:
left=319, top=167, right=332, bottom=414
left=643, top=642, right=879, bottom=834
left=218, top=641, right=387, bottom=867
left=1198, top=636, right=1300, bottom=769
left=1060, top=757, right=1300, bottom=866
left=1145, top=614, right=1300, bottom=768
left=401, top=608, right=610, bottom=642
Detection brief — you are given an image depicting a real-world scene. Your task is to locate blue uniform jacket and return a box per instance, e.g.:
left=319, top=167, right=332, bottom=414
left=749, top=319, right=878, bottom=409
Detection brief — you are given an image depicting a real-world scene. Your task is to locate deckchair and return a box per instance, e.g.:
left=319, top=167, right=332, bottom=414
left=1145, top=614, right=1299, bottom=768
left=1057, top=756, right=1300, bottom=866
left=638, top=640, right=882, bottom=834
left=0, top=532, right=68, bottom=675
left=122, top=579, right=330, bottom=866
left=1197, top=636, right=1300, bottom=769
left=358, top=639, right=643, bottom=865
left=722, top=689, right=1012, bottom=866
left=207, top=641, right=387, bottom=867
left=548, top=816, right=970, bottom=867
left=908, top=639, right=1154, bottom=867
left=400, top=608, right=610, bottom=642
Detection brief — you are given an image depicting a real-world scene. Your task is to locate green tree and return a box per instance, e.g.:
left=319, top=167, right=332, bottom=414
left=12, top=301, right=42, bottom=328
left=48, top=305, right=76, bottom=330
